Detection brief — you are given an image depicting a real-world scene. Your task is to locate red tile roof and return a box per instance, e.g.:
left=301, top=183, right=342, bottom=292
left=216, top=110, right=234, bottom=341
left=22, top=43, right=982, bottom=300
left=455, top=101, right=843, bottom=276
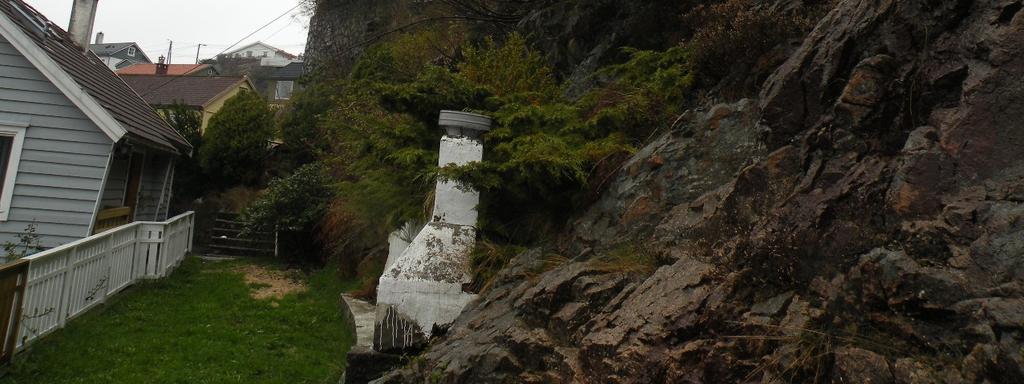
left=120, top=75, right=250, bottom=108
left=116, top=64, right=212, bottom=76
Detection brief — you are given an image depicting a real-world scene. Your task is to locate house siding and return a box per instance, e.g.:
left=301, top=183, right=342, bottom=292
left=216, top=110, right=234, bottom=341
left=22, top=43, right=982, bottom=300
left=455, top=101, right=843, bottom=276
left=100, top=153, right=129, bottom=208
left=0, top=36, right=113, bottom=248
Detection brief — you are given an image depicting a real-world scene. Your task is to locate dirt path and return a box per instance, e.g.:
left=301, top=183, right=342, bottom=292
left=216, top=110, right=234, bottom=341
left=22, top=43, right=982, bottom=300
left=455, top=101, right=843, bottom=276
left=235, top=264, right=308, bottom=300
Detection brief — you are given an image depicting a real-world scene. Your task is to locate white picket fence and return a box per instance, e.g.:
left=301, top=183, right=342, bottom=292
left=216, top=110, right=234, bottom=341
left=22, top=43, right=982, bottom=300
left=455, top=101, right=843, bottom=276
left=15, top=212, right=195, bottom=350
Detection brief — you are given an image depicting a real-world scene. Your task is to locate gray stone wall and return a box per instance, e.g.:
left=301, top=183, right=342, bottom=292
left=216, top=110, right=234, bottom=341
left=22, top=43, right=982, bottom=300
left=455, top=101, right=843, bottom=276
left=303, top=0, right=411, bottom=74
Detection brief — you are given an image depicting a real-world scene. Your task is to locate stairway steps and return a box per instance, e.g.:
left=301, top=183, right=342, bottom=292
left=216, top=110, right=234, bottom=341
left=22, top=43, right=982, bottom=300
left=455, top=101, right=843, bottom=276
left=205, top=213, right=276, bottom=257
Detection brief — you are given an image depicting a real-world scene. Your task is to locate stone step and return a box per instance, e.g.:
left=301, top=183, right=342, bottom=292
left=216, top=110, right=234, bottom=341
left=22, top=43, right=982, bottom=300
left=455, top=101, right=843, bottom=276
left=208, top=243, right=274, bottom=256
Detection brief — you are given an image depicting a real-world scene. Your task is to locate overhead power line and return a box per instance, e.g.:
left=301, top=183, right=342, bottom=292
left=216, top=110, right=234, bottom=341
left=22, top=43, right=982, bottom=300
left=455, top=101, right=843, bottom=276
left=214, top=4, right=303, bottom=60
left=140, top=3, right=302, bottom=97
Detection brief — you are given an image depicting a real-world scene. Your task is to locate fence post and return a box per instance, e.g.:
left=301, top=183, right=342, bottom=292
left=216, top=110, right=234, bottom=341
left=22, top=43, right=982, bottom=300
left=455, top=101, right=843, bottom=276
left=187, top=213, right=195, bottom=253
left=56, top=247, right=75, bottom=328
left=155, top=226, right=165, bottom=278
left=99, top=234, right=113, bottom=305
left=134, top=225, right=143, bottom=279
left=130, top=224, right=141, bottom=283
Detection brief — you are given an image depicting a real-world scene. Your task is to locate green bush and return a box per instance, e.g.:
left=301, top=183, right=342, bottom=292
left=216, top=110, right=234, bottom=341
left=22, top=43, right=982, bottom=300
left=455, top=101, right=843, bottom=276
left=277, top=82, right=334, bottom=168
left=243, top=163, right=336, bottom=264
left=312, top=32, right=697, bottom=246
left=243, top=163, right=335, bottom=233
left=199, top=91, right=274, bottom=188
left=281, top=27, right=701, bottom=275
left=350, top=26, right=466, bottom=84
left=160, top=102, right=203, bottom=145
left=160, top=103, right=206, bottom=205
left=459, top=34, right=560, bottom=102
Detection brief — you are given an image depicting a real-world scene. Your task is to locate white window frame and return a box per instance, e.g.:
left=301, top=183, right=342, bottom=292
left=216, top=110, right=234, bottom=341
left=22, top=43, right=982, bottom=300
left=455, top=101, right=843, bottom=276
left=0, top=122, right=28, bottom=222
left=127, top=46, right=136, bottom=57
left=275, top=80, right=294, bottom=100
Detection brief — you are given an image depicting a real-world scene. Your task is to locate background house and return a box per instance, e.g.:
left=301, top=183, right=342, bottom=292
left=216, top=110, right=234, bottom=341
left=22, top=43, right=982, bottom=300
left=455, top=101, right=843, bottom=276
left=223, top=41, right=298, bottom=63
left=0, top=0, right=190, bottom=249
left=117, top=62, right=218, bottom=76
left=210, top=43, right=303, bottom=106
left=264, top=61, right=304, bottom=105
left=119, top=75, right=255, bottom=133
left=88, top=32, right=151, bottom=70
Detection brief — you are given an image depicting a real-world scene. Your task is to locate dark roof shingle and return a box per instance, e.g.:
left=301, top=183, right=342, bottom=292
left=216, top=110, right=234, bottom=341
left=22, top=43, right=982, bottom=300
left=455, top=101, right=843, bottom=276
left=120, top=75, right=249, bottom=108
left=269, top=62, right=304, bottom=80
left=0, top=0, right=190, bottom=154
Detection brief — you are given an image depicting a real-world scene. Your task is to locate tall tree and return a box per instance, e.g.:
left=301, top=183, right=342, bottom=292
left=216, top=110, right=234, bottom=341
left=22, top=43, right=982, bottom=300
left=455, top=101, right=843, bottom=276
left=160, top=103, right=206, bottom=205
left=199, top=91, right=274, bottom=188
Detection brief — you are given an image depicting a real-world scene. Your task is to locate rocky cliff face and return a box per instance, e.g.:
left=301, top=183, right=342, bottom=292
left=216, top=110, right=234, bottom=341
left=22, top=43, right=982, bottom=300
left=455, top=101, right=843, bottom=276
left=304, top=0, right=689, bottom=90
left=379, top=0, right=1024, bottom=382
left=516, top=0, right=691, bottom=97
left=304, top=0, right=411, bottom=73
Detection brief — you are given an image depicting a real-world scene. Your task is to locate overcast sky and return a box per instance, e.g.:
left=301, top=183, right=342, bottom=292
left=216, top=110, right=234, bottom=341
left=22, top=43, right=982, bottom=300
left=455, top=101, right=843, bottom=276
left=27, top=0, right=309, bottom=64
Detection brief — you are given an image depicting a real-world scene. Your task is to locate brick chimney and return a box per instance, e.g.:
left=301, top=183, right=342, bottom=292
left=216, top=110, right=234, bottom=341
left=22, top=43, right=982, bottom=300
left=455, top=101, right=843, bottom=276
left=156, top=56, right=168, bottom=75
left=68, top=0, right=99, bottom=51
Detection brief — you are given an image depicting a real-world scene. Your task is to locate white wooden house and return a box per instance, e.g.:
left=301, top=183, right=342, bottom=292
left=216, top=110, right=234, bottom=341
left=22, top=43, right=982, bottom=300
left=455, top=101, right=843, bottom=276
left=224, top=41, right=298, bottom=62
left=0, top=0, right=191, bottom=250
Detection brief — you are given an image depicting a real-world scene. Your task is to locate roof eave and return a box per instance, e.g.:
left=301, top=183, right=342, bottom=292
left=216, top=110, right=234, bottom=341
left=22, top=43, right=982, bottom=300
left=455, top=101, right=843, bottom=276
left=124, top=133, right=190, bottom=157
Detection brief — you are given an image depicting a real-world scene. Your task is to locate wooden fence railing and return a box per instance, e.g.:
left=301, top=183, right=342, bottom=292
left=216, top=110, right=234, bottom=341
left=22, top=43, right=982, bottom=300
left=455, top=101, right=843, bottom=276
left=13, top=212, right=194, bottom=351
left=0, top=260, right=28, bottom=363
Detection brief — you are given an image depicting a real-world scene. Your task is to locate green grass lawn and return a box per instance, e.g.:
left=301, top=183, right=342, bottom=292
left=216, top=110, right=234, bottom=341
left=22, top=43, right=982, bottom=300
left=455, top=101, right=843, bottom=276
left=0, top=257, right=358, bottom=384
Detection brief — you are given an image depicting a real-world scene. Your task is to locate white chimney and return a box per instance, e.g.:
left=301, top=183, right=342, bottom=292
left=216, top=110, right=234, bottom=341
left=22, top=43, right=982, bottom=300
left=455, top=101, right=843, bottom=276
left=373, top=111, right=492, bottom=352
left=94, top=31, right=104, bottom=44
left=68, top=0, right=99, bottom=51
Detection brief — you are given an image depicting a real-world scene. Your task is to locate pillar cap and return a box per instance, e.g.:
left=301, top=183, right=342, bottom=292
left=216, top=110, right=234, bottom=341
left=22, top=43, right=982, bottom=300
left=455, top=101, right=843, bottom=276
left=439, top=110, right=492, bottom=132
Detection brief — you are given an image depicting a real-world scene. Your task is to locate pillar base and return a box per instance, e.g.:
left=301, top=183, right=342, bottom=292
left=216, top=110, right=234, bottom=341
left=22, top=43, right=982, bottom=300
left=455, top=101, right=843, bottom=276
left=373, top=222, right=478, bottom=352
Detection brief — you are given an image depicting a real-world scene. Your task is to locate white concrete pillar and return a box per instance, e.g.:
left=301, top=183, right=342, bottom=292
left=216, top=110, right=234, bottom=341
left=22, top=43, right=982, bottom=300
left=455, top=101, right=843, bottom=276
left=373, top=111, right=491, bottom=352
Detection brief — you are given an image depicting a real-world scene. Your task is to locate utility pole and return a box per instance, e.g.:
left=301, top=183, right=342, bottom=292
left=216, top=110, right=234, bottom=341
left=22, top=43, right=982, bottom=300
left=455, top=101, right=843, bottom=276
left=195, top=44, right=207, bottom=64
left=166, top=40, right=173, bottom=64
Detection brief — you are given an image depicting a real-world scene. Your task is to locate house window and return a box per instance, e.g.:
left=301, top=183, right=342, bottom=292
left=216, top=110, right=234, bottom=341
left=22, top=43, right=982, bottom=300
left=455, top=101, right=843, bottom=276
left=127, top=47, right=136, bottom=57
left=275, top=81, right=294, bottom=100
left=246, top=51, right=252, bottom=57
left=262, top=51, right=268, bottom=57
left=0, top=123, right=27, bottom=222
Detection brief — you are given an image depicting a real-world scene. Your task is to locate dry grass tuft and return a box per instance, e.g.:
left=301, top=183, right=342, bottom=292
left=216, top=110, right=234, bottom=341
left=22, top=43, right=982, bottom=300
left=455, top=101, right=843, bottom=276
left=590, top=242, right=673, bottom=276
left=684, top=0, right=825, bottom=93
left=468, top=241, right=526, bottom=293
left=727, top=322, right=912, bottom=383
